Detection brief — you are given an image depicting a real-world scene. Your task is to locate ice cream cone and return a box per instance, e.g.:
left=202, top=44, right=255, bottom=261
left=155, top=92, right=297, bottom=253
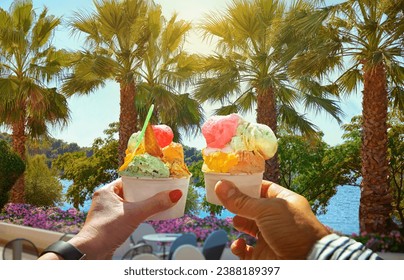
left=122, top=176, right=190, bottom=220
left=203, top=172, right=263, bottom=205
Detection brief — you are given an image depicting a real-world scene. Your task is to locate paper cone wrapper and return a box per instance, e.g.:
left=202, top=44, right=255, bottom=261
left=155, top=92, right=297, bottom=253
left=204, top=172, right=263, bottom=205
left=122, top=176, right=190, bottom=221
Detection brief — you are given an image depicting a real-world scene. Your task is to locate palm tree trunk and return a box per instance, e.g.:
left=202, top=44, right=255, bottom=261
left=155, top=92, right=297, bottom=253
left=257, top=87, right=280, bottom=183
left=10, top=119, right=26, bottom=203
left=119, top=81, right=137, bottom=166
left=359, top=62, right=394, bottom=234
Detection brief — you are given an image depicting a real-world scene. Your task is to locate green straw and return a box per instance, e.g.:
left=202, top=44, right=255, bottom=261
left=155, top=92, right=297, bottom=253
left=132, top=104, right=154, bottom=153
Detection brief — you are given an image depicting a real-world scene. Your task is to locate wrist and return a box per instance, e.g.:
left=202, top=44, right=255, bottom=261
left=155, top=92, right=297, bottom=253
left=39, top=240, right=86, bottom=260
left=68, top=233, right=111, bottom=260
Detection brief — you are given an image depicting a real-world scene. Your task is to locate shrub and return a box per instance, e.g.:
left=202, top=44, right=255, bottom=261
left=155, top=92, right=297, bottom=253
left=25, top=154, right=63, bottom=206
left=351, top=231, right=404, bottom=253
left=0, top=140, right=25, bottom=210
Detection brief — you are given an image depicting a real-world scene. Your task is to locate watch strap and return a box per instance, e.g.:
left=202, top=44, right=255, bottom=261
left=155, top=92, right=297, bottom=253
left=40, top=240, right=86, bottom=260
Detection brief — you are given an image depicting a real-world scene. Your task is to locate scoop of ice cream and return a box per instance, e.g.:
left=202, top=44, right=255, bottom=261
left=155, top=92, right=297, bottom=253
left=201, top=114, right=278, bottom=174
left=162, top=142, right=191, bottom=178
left=202, top=150, right=264, bottom=174
left=231, top=122, right=278, bottom=159
left=119, top=153, right=170, bottom=178
left=202, top=113, right=242, bottom=149
left=153, top=124, right=174, bottom=148
left=127, top=132, right=141, bottom=154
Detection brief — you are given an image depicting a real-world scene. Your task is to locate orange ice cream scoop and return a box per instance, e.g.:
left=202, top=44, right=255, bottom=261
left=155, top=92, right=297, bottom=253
left=162, top=142, right=184, bottom=162
left=163, top=142, right=190, bottom=177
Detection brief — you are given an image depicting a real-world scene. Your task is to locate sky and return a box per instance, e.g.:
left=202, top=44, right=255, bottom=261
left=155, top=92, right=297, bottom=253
left=0, top=0, right=360, bottom=149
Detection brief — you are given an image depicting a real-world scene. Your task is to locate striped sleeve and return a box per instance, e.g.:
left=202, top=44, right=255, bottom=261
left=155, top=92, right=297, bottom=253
left=307, top=234, right=382, bottom=260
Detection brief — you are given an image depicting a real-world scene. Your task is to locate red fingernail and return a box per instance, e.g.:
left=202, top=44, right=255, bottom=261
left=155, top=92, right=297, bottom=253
left=169, top=189, right=182, bottom=203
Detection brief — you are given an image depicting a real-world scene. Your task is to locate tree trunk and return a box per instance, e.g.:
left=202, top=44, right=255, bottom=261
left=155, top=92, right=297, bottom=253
left=257, top=87, right=279, bottom=183
left=10, top=119, right=26, bottom=203
left=359, top=62, right=393, bottom=234
left=119, top=81, right=137, bottom=166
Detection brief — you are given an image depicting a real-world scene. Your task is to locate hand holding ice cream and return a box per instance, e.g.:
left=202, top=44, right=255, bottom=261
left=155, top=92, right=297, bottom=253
left=118, top=105, right=190, bottom=220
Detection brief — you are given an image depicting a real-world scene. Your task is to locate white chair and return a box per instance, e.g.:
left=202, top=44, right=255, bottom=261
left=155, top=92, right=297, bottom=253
left=172, top=244, right=205, bottom=260
left=132, top=253, right=160, bottom=260
left=130, top=223, right=156, bottom=245
left=121, top=243, right=153, bottom=260
left=168, top=233, right=197, bottom=260
left=112, top=237, right=132, bottom=260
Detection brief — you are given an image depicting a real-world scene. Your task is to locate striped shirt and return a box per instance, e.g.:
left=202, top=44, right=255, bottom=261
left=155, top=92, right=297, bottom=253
left=307, top=234, right=382, bottom=260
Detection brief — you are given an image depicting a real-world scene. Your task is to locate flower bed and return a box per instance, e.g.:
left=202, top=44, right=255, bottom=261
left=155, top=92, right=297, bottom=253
left=0, top=203, right=85, bottom=234
left=350, top=231, right=404, bottom=253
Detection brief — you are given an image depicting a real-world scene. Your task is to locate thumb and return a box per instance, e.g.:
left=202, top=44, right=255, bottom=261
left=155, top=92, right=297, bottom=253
left=215, top=180, right=262, bottom=220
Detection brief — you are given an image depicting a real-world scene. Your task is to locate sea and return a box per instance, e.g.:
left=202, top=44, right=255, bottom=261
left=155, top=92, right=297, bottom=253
left=61, top=180, right=360, bottom=235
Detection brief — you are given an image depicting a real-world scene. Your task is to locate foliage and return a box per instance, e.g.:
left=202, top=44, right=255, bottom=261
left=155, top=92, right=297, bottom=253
left=0, top=133, right=85, bottom=167
left=0, top=0, right=71, bottom=142
left=24, top=154, right=63, bottom=207
left=53, top=123, right=119, bottom=208
left=0, top=140, right=25, bottom=209
left=278, top=133, right=339, bottom=214
left=0, top=203, right=85, bottom=234
left=387, top=110, right=404, bottom=231
left=351, top=231, right=404, bottom=253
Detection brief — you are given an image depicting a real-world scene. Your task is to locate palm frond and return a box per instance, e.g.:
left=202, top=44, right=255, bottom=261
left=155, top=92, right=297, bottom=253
left=61, top=52, right=117, bottom=95
left=278, top=103, right=319, bottom=137
left=336, top=67, right=363, bottom=95
left=213, top=105, right=239, bottom=116
left=31, top=7, right=60, bottom=50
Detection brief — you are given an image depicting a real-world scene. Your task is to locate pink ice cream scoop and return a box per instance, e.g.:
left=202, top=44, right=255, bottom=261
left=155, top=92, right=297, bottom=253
left=152, top=124, right=174, bottom=148
left=201, top=113, right=241, bottom=148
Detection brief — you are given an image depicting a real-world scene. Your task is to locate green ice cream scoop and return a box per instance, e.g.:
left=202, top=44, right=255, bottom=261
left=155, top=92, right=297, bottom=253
left=119, top=153, right=170, bottom=178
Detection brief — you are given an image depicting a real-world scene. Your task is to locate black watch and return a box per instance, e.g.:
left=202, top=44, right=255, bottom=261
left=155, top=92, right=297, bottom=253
left=40, top=241, right=86, bottom=260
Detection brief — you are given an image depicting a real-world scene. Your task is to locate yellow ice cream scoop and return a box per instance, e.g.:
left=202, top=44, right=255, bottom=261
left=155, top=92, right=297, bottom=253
left=202, top=150, right=239, bottom=173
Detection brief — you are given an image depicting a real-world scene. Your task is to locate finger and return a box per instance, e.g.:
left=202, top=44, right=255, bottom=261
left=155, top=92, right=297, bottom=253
left=127, top=189, right=182, bottom=222
left=233, top=216, right=259, bottom=238
left=260, top=180, right=271, bottom=197
left=111, top=178, right=124, bottom=198
left=264, top=180, right=292, bottom=199
left=215, top=180, right=264, bottom=219
left=230, top=238, right=248, bottom=260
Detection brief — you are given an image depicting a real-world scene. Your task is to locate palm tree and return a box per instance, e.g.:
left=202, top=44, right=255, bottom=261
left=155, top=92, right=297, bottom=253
left=0, top=0, right=71, bottom=203
left=63, top=0, right=154, bottom=165
left=287, top=0, right=404, bottom=233
left=136, top=12, right=204, bottom=141
left=195, top=0, right=343, bottom=182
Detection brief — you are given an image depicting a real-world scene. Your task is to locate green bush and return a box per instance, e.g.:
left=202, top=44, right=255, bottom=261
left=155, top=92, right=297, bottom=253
left=0, top=140, right=26, bottom=209
left=25, top=154, right=63, bottom=207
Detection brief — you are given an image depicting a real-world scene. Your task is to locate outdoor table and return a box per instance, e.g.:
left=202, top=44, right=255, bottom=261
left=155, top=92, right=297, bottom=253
left=142, top=233, right=181, bottom=259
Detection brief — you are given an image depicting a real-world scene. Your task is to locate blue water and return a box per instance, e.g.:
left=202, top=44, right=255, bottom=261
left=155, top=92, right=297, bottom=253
left=61, top=181, right=360, bottom=235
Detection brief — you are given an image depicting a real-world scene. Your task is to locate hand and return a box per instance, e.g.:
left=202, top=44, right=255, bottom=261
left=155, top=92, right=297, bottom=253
left=215, top=180, right=330, bottom=260
left=39, top=178, right=182, bottom=260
